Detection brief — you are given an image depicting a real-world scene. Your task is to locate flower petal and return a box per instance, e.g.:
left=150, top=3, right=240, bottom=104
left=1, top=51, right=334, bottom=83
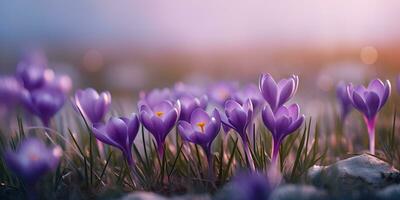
left=277, top=78, right=295, bottom=107
left=259, top=74, right=278, bottom=110
left=262, top=104, right=275, bottom=132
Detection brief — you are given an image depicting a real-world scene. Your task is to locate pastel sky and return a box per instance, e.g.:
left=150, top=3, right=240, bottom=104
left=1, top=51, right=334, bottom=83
left=0, top=0, right=399, bottom=50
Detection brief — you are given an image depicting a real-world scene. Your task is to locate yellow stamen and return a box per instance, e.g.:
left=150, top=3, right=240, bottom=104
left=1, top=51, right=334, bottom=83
left=197, top=122, right=206, bottom=133
left=155, top=111, right=164, bottom=117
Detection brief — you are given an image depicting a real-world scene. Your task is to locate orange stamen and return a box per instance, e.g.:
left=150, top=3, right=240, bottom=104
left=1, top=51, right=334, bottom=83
left=156, top=111, right=164, bottom=117
left=197, top=122, right=206, bottom=133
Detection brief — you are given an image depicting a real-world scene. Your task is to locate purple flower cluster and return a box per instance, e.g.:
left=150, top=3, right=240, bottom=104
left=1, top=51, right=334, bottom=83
left=0, top=51, right=72, bottom=126
left=5, top=50, right=396, bottom=186
left=4, top=50, right=400, bottom=196
left=259, top=74, right=304, bottom=166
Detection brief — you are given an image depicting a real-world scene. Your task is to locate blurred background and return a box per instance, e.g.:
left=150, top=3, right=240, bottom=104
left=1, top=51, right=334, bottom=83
left=0, top=0, right=399, bottom=97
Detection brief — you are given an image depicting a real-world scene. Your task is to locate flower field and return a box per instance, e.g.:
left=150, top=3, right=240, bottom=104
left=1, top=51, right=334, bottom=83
left=1, top=52, right=400, bottom=200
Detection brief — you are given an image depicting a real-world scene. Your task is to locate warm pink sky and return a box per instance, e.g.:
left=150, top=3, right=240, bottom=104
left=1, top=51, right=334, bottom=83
left=0, top=0, right=399, bottom=51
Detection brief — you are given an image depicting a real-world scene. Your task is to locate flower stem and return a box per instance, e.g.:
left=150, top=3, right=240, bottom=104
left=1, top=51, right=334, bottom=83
left=203, top=145, right=216, bottom=188
left=207, top=153, right=214, bottom=181
left=364, top=117, right=377, bottom=155
left=157, top=143, right=165, bottom=160
left=126, top=154, right=139, bottom=188
left=243, top=141, right=255, bottom=171
left=270, top=139, right=280, bottom=170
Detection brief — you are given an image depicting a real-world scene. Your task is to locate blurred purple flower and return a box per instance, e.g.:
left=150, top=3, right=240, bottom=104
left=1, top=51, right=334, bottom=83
left=139, top=100, right=179, bottom=157
left=0, top=76, right=25, bottom=106
left=218, top=172, right=271, bottom=200
left=262, top=103, right=304, bottom=165
left=4, top=138, right=62, bottom=185
left=336, top=81, right=353, bottom=120
left=259, top=73, right=299, bottom=112
left=233, top=84, right=264, bottom=113
left=16, top=60, right=46, bottom=91
left=221, top=99, right=255, bottom=170
left=75, top=88, right=111, bottom=124
left=173, top=82, right=205, bottom=99
left=347, top=79, right=391, bottom=154
left=43, top=69, right=72, bottom=94
left=178, top=108, right=221, bottom=159
left=139, top=88, right=172, bottom=108
left=178, top=94, right=208, bottom=121
left=22, top=87, right=66, bottom=127
left=208, top=82, right=238, bottom=106
left=92, top=114, right=139, bottom=165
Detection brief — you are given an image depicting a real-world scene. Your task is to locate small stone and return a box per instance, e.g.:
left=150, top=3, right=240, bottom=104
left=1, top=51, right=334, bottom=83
left=269, top=185, right=328, bottom=200
left=307, top=154, right=400, bottom=192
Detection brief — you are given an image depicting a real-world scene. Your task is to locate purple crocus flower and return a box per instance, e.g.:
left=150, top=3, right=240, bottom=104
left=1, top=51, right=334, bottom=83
left=259, top=73, right=299, bottom=112
left=178, top=94, right=208, bottom=121
left=75, top=88, right=112, bottom=124
left=221, top=99, right=255, bottom=170
left=92, top=114, right=139, bottom=165
left=4, top=138, right=62, bottom=185
left=22, top=87, right=66, bottom=127
left=139, top=100, right=179, bottom=158
left=16, top=60, right=46, bottom=91
left=397, top=75, right=400, bottom=95
left=218, top=172, right=271, bottom=200
left=221, top=99, right=253, bottom=139
left=43, top=69, right=72, bottom=94
left=233, top=84, right=264, bottom=113
left=173, top=82, right=205, bottom=99
left=208, top=82, right=238, bottom=106
left=139, top=88, right=172, bottom=108
left=0, top=76, right=25, bottom=106
left=178, top=108, right=221, bottom=165
left=347, top=79, right=391, bottom=154
left=262, top=103, right=304, bottom=165
left=336, top=81, right=353, bottom=121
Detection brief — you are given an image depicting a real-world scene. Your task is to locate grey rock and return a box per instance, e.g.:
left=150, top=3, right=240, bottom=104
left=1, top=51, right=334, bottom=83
left=307, top=154, right=400, bottom=192
left=377, top=184, right=400, bottom=200
left=269, top=185, right=328, bottom=200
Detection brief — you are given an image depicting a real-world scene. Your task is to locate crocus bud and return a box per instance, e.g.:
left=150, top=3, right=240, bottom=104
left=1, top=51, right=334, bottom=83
left=75, top=88, right=111, bottom=124
left=259, top=73, right=299, bottom=112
